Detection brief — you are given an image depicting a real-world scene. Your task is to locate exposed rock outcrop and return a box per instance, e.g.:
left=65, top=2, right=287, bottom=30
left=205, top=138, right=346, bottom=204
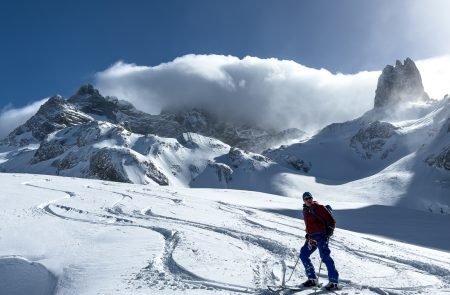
left=374, top=58, right=429, bottom=108
left=5, top=95, right=92, bottom=145
left=428, top=147, right=450, bottom=170
left=350, top=121, right=398, bottom=159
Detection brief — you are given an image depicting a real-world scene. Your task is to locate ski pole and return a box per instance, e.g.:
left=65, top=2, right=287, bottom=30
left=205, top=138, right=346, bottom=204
left=316, top=236, right=330, bottom=293
left=315, top=258, right=323, bottom=294
left=285, top=255, right=300, bottom=284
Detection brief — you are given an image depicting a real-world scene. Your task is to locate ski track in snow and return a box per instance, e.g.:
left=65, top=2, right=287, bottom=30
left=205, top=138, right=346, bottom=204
left=6, top=178, right=449, bottom=294
left=26, top=182, right=261, bottom=293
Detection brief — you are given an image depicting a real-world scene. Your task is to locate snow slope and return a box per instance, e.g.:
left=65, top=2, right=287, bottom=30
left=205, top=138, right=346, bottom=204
left=265, top=98, right=450, bottom=213
left=1, top=172, right=450, bottom=294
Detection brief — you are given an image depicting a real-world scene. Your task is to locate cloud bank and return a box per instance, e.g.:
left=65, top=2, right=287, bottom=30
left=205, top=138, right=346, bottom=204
left=95, top=55, right=380, bottom=133
left=1, top=54, right=448, bottom=140
left=0, top=98, right=48, bottom=139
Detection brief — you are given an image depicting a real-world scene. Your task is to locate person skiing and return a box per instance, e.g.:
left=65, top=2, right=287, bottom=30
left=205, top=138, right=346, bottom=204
left=299, top=192, right=339, bottom=291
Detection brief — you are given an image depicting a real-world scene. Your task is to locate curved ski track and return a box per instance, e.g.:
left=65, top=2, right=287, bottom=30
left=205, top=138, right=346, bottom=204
left=24, top=182, right=450, bottom=294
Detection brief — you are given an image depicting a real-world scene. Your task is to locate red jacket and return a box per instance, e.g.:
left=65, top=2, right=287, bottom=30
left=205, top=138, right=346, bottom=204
left=303, top=201, right=335, bottom=235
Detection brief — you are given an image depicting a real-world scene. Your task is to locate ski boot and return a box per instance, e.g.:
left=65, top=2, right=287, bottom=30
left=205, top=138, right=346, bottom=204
left=323, top=281, right=339, bottom=290
left=301, top=278, right=318, bottom=288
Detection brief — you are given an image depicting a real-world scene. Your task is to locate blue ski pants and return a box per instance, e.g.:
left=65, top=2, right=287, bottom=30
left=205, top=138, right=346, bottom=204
left=299, top=237, right=339, bottom=283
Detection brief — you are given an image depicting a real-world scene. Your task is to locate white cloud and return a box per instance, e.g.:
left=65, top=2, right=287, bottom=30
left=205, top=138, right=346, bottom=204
left=416, top=55, right=450, bottom=99
left=95, top=54, right=380, bottom=133
left=0, top=98, right=48, bottom=139
left=2, top=54, right=447, bottom=141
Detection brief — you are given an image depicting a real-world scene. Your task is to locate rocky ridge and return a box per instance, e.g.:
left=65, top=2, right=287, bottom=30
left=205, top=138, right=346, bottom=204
left=3, top=84, right=305, bottom=153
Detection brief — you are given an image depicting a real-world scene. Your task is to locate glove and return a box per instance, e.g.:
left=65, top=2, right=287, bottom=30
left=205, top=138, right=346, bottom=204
left=326, top=227, right=334, bottom=237
left=305, top=233, right=310, bottom=240
left=308, top=238, right=318, bottom=250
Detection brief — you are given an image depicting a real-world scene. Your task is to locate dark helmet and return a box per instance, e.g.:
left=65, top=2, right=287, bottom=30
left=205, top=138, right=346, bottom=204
left=302, top=192, right=313, bottom=200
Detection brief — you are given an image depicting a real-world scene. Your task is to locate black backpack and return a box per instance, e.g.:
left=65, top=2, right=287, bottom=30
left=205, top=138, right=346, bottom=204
left=310, top=204, right=335, bottom=227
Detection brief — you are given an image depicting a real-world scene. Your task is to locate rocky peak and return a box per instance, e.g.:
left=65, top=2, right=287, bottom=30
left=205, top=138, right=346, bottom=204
left=72, top=84, right=101, bottom=99
left=5, top=94, right=92, bottom=144
left=68, top=84, right=135, bottom=121
left=374, top=58, right=429, bottom=108
left=41, top=95, right=66, bottom=107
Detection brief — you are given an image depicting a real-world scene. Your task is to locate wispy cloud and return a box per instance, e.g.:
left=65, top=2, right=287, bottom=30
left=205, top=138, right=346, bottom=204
left=95, top=55, right=380, bottom=133
left=0, top=98, right=48, bottom=139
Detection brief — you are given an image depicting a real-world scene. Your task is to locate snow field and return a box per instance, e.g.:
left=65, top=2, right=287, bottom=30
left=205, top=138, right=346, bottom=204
left=1, top=173, right=450, bottom=294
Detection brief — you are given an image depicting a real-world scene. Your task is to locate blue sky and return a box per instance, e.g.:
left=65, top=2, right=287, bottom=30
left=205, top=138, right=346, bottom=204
left=1, top=0, right=450, bottom=137
left=2, top=0, right=449, bottom=107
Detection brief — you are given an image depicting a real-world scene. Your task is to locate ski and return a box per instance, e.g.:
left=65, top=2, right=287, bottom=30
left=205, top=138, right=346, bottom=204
left=267, top=283, right=323, bottom=293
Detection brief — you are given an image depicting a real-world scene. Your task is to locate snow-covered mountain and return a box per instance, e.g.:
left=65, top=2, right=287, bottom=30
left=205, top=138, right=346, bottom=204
left=0, top=58, right=449, bottom=214
left=0, top=84, right=305, bottom=192
left=265, top=59, right=450, bottom=213
left=2, top=84, right=304, bottom=151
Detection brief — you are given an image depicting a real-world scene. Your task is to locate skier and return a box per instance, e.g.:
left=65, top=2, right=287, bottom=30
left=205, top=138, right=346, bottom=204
left=299, top=192, right=339, bottom=291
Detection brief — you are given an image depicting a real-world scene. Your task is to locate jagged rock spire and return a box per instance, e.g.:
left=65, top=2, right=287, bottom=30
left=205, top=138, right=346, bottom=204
left=374, top=58, right=429, bottom=108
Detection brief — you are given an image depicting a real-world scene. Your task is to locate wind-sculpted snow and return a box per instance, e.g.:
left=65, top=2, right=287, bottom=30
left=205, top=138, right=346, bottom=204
left=1, top=173, right=450, bottom=294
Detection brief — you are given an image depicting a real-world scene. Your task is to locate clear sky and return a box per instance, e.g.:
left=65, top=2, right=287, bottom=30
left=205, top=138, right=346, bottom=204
left=1, top=0, right=450, bottom=137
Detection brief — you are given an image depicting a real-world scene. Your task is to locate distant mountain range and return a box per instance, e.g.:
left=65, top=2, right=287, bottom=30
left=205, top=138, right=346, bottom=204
left=1, top=58, right=448, bottom=213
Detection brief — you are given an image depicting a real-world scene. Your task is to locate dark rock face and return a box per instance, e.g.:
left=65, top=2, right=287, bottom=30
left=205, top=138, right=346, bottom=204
left=285, top=155, right=311, bottom=172
left=142, top=160, right=169, bottom=185
left=6, top=95, right=92, bottom=145
left=350, top=121, right=398, bottom=159
left=31, top=140, right=65, bottom=164
left=426, top=119, right=450, bottom=171
left=89, top=149, right=130, bottom=183
left=374, top=58, right=429, bottom=108
left=52, top=152, right=80, bottom=173
left=429, top=148, right=450, bottom=170
left=224, top=147, right=272, bottom=172
left=68, top=84, right=135, bottom=122
left=89, top=148, right=170, bottom=185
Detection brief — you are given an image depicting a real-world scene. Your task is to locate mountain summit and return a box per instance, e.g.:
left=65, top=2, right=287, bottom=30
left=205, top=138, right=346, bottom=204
left=374, top=58, right=429, bottom=108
